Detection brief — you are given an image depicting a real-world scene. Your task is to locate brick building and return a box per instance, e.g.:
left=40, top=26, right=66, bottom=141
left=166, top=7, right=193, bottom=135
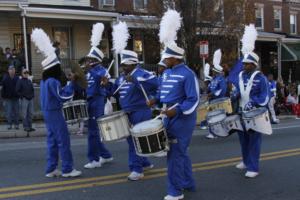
left=249, top=0, right=300, bottom=82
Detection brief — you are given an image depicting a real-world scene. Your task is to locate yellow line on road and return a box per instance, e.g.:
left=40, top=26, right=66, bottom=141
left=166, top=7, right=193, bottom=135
left=0, top=148, right=299, bottom=199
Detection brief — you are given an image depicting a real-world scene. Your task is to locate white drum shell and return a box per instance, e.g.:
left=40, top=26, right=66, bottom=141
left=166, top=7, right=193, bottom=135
left=63, top=100, right=89, bottom=124
left=207, top=110, right=228, bottom=137
left=242, top=109, right=272, bottom=135
left=224, top=115, right=244, bottom=133
left=130, top=119, right=169, bottom=157
left=97, top=111, right=131, bottom=141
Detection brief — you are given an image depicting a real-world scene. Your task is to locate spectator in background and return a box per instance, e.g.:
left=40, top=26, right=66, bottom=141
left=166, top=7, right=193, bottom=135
left=5, top=47, right=11, bottom=60
left=268, top=74, right=279, bottom=124
left=1, top=65, right=20, bottom=129
left=297, top=81, right=300, bottom=104
left=0, top=47, right=8, bottom=81
left=287, top=92, right=298, bottom=105
left=9, top=49, right=22, bottom=76
left=16, top=68, right=35, bottom=132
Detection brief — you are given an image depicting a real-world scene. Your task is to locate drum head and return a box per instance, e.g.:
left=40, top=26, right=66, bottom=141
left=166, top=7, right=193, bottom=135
left=98, top=111, right=126, bottom=122
left=243, top=107, right=267, bottom=118
left=131, top=119, right=163, bottom=135
left=225, top=115, right=240, bottom=122
left=207, top=113, right=226, bottom=124
left=210, top=97, right=229, bottom=104
left=206, top=109, right=225, bottom=119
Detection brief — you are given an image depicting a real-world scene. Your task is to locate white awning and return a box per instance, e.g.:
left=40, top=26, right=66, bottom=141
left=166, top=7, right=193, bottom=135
left=257, top=31, right=285, bottom=42
left=23, top=6, right=119, bottom=21
left=119, top=15, right=159, bottom=29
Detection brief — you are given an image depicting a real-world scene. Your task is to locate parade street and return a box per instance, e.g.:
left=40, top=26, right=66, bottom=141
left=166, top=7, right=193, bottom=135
left=0, top=119, right=299, bottom=200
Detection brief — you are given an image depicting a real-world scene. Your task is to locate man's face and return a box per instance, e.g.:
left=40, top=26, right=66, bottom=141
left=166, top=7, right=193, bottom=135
left=243, top=62, right=255, bottom=73
left=8, top=68, right=15, bottom=76
left=163, top=57, right=174, bottom=68
left=122, top=64, right=135, bottom=75
left=268, top=74, right=273, bottom=81
left=22, top=69, right=29, bottom=78
left=5, top=48, right=10, bottom=53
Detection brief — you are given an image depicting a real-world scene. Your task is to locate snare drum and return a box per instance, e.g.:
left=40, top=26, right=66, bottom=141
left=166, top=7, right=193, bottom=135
left=209, top=97, right=233, bottom=114
left=206, top=109, right=228, bottom=137
left=63, top=100, right=89, bottom=124
left=130, top=119, right=169, bottom=157
left=97, top=111, right=131, bottom=141
left=224, top=115, right=244, bottom=135
left=196, top=102, right=209, bottom=124
left=242, top=107, right=272, bottom=135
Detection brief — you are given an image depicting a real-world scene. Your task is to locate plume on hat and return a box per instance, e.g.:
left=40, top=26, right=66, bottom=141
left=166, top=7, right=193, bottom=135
left=31, top=28, right=55, bottom=58
left=213, top=49, right=222, bottom=68
left=241, top=24, right=257, bottom=55
left=159, top=9, right=182, bottom=45
left=90, top=23, right=105, bottom=47
left=112, top=21, right=130, bottom=54
left=204, top=63, right=211, bottom=78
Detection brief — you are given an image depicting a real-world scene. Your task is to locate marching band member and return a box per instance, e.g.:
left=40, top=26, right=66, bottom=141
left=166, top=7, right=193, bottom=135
left=111, top=50, right=158, bottom=181
left=234, top=52, right=269, bottom=178
left=206, top=49, right=227, bottom=139
left=157, top=42, right=199, bottom=200
left=83, top=23, right=113, bottom=169
left=109, top=22, right=158, bottom=181
left=233, top=24, right=269, bottom=178
left=31, top=28, right=81, bottom=178
left=268, top=74, right=280, bottom=124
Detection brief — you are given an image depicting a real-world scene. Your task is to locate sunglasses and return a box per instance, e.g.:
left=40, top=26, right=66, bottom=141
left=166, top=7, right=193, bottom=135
left=23, top=71, right=29, bottom=74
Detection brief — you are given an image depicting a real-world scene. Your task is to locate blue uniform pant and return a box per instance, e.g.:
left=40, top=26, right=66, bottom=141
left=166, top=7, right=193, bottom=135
left=87, top=98, right=112, bottom=162
left=127, top=109, right=152, bottom=173
left=43, top=110, right=73, bottom=174
left=165, top=112, right=196, bottom=196
left=238, top=130, right=262, bottom=172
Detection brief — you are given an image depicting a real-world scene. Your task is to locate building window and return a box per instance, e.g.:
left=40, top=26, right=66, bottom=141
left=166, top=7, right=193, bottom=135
left=255, top=6, right=264, bottom=29
left=134, top=0, right=147, bottom=10
left=274, top=8, right=282, bottom=31
left=103, top=0, right=115, bottom=6
left=290, top=14, right=297, bottom=34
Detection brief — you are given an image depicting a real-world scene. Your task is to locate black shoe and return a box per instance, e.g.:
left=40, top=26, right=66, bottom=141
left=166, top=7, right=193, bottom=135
left=15, top=125, right=19, bottom=130
left=7, top=125, right=12, bottom=130
left=29, top=128, right=36, bottom=132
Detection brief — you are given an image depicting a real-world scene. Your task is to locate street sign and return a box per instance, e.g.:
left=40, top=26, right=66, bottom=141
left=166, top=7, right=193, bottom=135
left=199, top=41, right=209, bottom=58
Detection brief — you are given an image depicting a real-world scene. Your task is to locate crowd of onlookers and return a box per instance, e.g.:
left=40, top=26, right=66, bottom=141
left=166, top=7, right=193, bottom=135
left=0, top=46, right=35, bottom=132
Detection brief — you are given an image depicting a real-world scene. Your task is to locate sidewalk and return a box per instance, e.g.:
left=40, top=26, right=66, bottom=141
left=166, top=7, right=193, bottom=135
left=0, top=122, right=81, bottom=139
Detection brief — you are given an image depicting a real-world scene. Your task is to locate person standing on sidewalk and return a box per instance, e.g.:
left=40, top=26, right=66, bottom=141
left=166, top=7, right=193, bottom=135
left=1, top=65, right=20, bottom=130
left=268, top=74, right=279, bottom=124
left=16, top=68, right=35, bottom=132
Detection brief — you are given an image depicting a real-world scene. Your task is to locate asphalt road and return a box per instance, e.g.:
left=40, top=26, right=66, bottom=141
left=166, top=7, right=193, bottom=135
left=0, top=119, right=300, bottom=200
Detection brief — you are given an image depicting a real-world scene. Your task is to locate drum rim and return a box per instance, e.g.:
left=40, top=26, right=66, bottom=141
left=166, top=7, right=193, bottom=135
left=63, top=100, right=87, bottom=107
left=97, top=111, right=127, bottom=122
left=209, top=97, right=230, bottom=104
left=242, top=107, right=268, bottom=118
left=130, top=127, right=165, bottom=137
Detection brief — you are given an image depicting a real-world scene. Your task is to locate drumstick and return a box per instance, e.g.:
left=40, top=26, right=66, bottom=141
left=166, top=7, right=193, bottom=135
left=152, top=103, right=179, bottom=121
left=139, top=84, right=149, bottom=102
left=113, top=70, right=136, bottom=95
left=113, top=80, right=126, bottom=95
left=105, top=59, right=114, bottom=77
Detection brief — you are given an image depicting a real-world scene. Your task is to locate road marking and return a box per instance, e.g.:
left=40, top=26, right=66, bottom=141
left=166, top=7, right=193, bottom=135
left=0, top=148, right=300, bottom=199
left=272, top=125, right=300, bottom=130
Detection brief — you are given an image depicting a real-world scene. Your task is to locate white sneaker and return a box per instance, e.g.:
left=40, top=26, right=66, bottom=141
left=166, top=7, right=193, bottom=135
left=84, top=160, right=101, bottom=169
left=164, top=194, right=184, bottom=200
left=62, top=169, right=82, bottom=178
left=45, top=169, right=61, bottom=178
left=245, top=171, right=259, bottom=178
left=205, top=133, right=216, bottom=139
left=154, top=151, right=168, bottom=157
left=200, top=126, right=207, bottom=130
left=127, top=171, right=144, bottom=181
left=143, top=164, right=154, bottom=171
left=235, top=162, right=247, bottom=169
left=99, top=157, right=114, bottom=165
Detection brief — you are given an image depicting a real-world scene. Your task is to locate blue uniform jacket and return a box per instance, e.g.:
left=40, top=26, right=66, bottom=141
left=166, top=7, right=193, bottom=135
left=237, top=71, right=269, bottom=107
left=113, top=66, right=158, bottom=112
left=158, top=63, right=200, bottom=115
left=269, top=80, right=276, bottom=98
left=208, top=74, right=227, bottom=100
left=40, top=78, right=74, bottom=111
left=86, top=64, right=107, bottom=99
